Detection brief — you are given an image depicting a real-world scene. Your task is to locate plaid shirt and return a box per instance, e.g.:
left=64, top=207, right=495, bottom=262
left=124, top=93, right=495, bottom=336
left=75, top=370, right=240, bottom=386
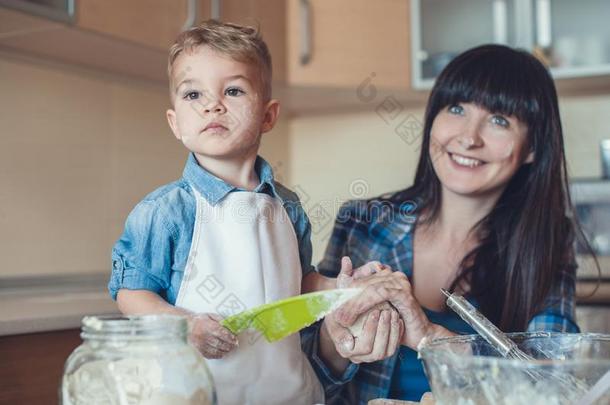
left=302, top=196, right=579, bottom=405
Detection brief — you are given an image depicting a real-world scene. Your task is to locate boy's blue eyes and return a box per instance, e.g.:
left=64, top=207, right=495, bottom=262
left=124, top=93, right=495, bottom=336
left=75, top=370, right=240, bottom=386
left=225, top=87, right=245, bottom=97
left=182, top=87, right=245, bottom=101
left=447, top=104, right=510, bottom=128
left=184, top=91, right=200, bottom=100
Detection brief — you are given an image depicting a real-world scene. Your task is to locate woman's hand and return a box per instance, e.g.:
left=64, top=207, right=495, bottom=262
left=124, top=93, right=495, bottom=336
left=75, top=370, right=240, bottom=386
left=322, top=303, right=403, bottom=364
left=335, top=269, right=452, bottom=351
left=319, top=257, right=403, bottom=369
left=384, top=274, right=455, bottom=349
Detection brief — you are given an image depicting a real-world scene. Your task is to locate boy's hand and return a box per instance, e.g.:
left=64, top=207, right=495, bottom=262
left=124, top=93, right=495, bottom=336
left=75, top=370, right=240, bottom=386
left=188, top=313, right=238, bottom=359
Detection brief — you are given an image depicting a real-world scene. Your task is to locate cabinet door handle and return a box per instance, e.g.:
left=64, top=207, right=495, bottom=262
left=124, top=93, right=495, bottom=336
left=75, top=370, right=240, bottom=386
left=535, top=0, right=552, bottom=48
left=211, top=0, right=222, bottom=20
left=182, top=0, right=198, bottom=31
left=300, top=0, right=312, bottom=65
left=514, top=0, right=534, bottom=49
left=492, top=0, right=508, bottom=44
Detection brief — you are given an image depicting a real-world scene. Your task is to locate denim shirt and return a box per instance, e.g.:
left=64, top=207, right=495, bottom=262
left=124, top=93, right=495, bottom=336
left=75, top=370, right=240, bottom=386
left=108, top=153, right=315, bottom=304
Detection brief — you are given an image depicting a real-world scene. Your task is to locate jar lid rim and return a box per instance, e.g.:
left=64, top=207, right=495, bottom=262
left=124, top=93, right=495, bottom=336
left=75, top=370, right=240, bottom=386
left=81, top=314, right=188, bottom=339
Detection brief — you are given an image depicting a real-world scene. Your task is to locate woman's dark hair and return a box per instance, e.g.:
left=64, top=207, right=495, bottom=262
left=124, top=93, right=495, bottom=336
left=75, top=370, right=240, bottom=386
left=391, top=44, right=594, bottom=331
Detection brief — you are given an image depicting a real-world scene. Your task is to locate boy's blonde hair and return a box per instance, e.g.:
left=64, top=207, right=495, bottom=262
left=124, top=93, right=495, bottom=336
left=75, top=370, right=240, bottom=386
left=168, top=20, right=272, bottom=101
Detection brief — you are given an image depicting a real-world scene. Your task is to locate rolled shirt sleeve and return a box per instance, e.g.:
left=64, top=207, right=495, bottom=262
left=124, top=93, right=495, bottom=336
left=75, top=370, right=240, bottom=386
left=108, top=200, right=176, bottom=301
left=295, top=207, right=316, bottom=277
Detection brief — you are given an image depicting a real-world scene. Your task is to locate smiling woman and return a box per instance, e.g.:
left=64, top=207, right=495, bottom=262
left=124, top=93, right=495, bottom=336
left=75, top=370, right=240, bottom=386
left=308, top=44, right=600, bottom=404
left=431, top=102, right=534, bottom=197
left=392, top=44, right=587, bottom=333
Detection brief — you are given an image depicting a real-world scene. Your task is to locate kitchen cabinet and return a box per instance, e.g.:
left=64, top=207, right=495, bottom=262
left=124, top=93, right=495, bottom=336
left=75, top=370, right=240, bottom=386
left=75, top=0, right=286, bottom=77
left=184, top=0, right=412, bottom=90
left=217, top=0, right=287, bottom=84
left=76, top=0, right=286, bottom=62
left=75, top=0, right=192, bottom=51
left=532, top=0, right=610, bottom=78
left=411, top=0, right=521, bottom=88
left=211, top=0, right=413, bottom=97
left=2, top=0, right=609, bottom=109
left=0, top=1, right=281, bottom=82
left=411, top=0, right=610, bottom=88
left=0, top=4, right=177, bottom=82
left=286, top=0, right=411, bottom=90
left=0, top=0, right=422, bottom=112
left=0, top=0, right=75, bottom=22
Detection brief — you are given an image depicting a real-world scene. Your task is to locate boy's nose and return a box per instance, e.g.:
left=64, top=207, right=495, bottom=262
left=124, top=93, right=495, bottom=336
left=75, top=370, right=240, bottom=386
left=203, top=100, right=226, bottom=114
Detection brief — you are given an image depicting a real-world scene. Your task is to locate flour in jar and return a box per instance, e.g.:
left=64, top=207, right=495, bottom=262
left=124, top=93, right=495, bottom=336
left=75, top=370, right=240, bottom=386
left=62, top=346, right=212, bottom=405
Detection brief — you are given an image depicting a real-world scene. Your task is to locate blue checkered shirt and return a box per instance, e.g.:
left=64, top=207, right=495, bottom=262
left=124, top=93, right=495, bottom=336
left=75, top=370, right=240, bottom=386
left=301, top=196, right=579, bottom=404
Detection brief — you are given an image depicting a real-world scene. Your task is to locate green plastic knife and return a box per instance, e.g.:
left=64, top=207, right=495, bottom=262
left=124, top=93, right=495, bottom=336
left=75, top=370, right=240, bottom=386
left=221, top=288, right=362, bottom=342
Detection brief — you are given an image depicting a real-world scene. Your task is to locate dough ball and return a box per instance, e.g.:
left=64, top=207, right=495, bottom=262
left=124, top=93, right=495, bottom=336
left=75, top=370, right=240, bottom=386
left=348, top=302, right=396, bottom=338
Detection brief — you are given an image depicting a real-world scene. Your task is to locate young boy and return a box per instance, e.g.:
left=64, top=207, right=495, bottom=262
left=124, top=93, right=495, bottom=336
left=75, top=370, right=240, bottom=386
left=108, top=20, right=340, bottom=404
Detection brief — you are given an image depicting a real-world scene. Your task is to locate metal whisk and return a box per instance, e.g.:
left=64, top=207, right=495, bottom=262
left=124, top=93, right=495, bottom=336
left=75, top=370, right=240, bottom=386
left=441, top=289, right=532, bottom=360
left=441, top=289, right=589, bottom=395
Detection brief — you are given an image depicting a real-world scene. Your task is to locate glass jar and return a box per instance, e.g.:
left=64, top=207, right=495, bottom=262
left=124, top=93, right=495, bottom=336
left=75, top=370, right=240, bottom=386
left=61, top=314, right=216, bottom=405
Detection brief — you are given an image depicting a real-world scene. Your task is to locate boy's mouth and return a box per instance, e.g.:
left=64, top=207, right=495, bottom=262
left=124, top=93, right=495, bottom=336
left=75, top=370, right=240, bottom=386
left=203, top=122, right=228, bottom=132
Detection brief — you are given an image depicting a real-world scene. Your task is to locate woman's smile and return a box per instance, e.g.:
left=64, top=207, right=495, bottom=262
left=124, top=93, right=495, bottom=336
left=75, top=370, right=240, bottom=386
left=448, top=152, right=486, bottom=168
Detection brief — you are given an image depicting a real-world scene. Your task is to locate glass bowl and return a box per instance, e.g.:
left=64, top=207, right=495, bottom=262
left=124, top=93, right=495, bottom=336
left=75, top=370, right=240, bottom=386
left=419, top=332, right=610, bottom=405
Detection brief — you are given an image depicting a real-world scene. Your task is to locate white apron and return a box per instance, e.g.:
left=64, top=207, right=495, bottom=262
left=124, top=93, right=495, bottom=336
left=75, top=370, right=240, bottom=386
left=175, top=188, right=324, bottom=405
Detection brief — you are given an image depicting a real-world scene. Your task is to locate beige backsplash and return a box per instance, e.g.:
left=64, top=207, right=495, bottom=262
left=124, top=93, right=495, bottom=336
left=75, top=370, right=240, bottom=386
left=0, top=51, right=609, bottom=276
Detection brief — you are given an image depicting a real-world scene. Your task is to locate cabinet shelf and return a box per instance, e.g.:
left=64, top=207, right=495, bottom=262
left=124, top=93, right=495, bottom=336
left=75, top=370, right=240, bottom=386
left=411, top=0, right=610, bottom=89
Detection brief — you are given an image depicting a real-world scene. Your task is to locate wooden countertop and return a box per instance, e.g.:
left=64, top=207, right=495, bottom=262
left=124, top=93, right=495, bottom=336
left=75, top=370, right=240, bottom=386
left=576, top=255, right=610, bottom=279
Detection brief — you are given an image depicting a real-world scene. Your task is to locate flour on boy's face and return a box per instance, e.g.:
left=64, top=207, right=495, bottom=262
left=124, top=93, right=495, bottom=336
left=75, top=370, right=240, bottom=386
left=166, top=45, right=266, bottom=160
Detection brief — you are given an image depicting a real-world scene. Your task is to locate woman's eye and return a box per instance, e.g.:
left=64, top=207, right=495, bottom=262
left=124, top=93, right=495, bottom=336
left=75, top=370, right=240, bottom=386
left=491, top=115, right=510, bottom=128
left=225, top=87, right=245, bottom=97
left=183, top=91, right=200, bottom=101
left=448, top=104, right=464, bottom=115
